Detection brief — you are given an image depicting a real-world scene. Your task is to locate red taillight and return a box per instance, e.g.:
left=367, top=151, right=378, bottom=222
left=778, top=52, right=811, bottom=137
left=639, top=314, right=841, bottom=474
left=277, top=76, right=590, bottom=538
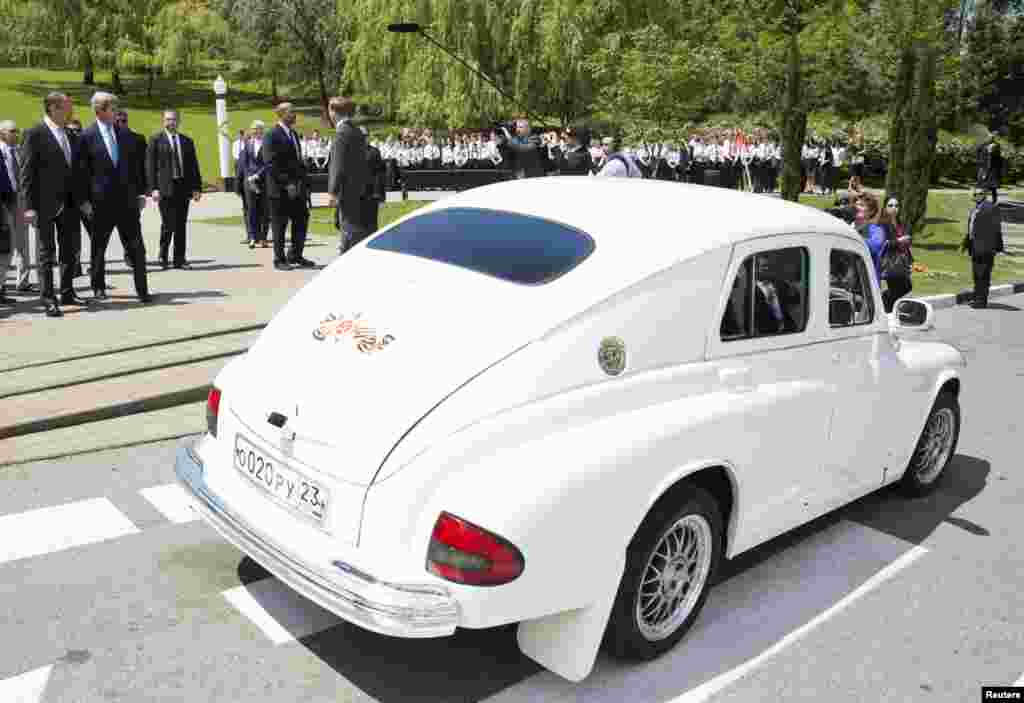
left=426, top=512, right=525, bottom=586
left=206, top=387, right=222, bottom=438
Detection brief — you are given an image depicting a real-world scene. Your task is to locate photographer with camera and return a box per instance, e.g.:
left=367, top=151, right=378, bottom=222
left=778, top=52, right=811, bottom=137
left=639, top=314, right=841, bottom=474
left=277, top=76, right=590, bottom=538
left=496, top=118, right=550, bottom=179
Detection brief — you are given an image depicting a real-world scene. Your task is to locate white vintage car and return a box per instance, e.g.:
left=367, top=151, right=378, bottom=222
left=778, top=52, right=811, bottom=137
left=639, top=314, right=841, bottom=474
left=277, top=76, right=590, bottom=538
left=176, top=178, right=965, bottom=682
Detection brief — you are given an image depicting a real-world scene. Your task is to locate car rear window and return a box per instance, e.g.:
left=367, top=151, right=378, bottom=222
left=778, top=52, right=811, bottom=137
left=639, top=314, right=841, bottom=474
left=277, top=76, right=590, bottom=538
left=365, top=207, right=596, bottom=285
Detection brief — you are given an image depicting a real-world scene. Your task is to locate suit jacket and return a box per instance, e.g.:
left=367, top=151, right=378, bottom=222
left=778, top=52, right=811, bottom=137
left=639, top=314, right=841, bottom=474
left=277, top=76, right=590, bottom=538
left=327, top=120, right=368, bottom=212
left=0, top=147, right=15, bottom=205
left=237, top=140, right=269, bottom=197
left=18, top=120, right=84, bottom=222
left=499, top=135, right=549, bottom=179
left=558, top=146, right=593, bottom=176
left=965, top=200, right=1004, bottom=257
left=78, top=122, right=146, bottom=212
left=262, top=124, right=309, bottom=200
left=146, top=131, right=202, bottom=197
left=364, top=143, right=386, bottom=201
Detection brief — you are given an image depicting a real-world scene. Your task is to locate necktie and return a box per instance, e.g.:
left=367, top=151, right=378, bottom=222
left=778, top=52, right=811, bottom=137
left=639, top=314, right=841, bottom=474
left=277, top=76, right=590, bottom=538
left=171, top=135, right=182, bottom=179
left=107, top=124, right=119, bottom=165
left=7, top=147, right=17, bottom=187
left=289, top=129, right=300, bottom=156
left=58, top=129, right=71, bottom=164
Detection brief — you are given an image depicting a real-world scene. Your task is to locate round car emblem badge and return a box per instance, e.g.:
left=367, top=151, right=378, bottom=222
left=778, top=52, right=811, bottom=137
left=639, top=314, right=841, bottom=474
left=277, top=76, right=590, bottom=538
left=598, top=337, right=627, bottom=376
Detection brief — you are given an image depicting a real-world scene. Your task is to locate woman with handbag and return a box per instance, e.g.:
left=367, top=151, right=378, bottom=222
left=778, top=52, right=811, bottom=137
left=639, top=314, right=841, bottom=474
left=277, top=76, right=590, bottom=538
left=871, top=197, right=914, bottom=312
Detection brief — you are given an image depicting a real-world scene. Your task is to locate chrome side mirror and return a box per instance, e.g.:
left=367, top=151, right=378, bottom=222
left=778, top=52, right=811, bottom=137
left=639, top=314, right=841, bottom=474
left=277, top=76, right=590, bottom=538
left=890, top=298, right=934, bottom=330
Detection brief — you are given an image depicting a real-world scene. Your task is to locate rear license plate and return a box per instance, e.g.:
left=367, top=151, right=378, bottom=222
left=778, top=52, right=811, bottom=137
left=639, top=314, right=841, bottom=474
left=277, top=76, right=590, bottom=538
left=233, top=434, right=330, bottom=527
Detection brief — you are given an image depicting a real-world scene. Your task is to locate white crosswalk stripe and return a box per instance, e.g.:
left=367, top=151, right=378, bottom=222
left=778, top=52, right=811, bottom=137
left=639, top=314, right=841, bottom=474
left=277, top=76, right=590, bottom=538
left=0, top=497, right=139, bottom=565
left=0, top=665, right=52, bottom=703
left=139, top=483, right=198, bottom=524
left=222, top=578, right=343, bottom=645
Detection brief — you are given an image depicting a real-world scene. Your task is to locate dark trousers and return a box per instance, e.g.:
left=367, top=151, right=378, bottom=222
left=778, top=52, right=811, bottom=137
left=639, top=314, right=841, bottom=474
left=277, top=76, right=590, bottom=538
left=268, top=195, right=309, bottom=262
left=360, top=197, right=380, bottom=238
left=883, top=276, right=913, bottom=312
left=158, top=186, right=190, bottom=264
left=246, top=192, right=268, bottom=242
left=90, top=204, right=149, bottom=297
left=37, top=207, right=81, bottom=300
left=972, top=253, right=995, bottom=305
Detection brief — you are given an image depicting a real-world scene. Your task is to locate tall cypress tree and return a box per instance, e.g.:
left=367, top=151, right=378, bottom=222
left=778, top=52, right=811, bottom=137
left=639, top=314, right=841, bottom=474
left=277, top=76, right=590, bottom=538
left=902, top=44, right=939, bottom=238
left=885, top=47, right=916, bottom=205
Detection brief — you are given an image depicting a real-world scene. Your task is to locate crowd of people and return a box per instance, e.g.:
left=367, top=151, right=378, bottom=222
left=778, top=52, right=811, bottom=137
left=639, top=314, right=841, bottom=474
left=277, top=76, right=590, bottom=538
left=230, top=117, right=871, bottom=195
left=1, top=91, right=203, bottom=317
left=4, top=97, right=1008, bottom=319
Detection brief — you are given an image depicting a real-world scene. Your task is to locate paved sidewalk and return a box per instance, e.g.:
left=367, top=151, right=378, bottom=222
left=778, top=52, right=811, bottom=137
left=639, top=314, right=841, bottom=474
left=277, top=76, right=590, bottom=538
left=0, top=193, right=325, bottom=371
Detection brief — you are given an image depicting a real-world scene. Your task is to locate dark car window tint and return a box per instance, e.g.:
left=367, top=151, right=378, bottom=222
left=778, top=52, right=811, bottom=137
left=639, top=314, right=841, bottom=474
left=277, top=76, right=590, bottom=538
left=366, top=207, right=596, bottom=285
left=721, top=247, right=810, bottom=341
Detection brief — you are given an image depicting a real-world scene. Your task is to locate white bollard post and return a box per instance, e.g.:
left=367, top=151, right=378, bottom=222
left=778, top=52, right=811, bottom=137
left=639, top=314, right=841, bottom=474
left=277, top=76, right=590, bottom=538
left=213, top=75, right=230, bottom=189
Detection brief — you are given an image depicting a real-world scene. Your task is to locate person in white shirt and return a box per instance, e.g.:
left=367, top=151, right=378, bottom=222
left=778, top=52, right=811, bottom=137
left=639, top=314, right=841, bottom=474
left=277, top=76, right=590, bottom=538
left=232, top=130, right=245, bottom=163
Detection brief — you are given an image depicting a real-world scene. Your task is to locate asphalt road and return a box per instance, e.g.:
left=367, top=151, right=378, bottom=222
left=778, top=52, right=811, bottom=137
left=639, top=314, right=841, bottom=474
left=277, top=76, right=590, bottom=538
left=1, top=294, right=1023, bottom=703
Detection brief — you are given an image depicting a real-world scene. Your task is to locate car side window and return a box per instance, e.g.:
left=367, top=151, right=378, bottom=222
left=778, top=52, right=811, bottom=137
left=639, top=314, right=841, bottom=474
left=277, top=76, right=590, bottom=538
left=720, top=247, right=810, bottom=341
left=829, top=249, right=875, bottom=327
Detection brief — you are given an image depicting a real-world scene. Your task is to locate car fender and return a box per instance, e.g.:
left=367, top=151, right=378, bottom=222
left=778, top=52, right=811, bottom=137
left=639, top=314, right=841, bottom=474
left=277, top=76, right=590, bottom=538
left=888, top=340, right=963, bottom=478
left=363, top=392, right=754, bottom=679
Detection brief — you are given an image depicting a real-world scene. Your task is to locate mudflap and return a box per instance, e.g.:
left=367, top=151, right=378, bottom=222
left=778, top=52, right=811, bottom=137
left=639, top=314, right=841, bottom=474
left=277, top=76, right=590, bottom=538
left=515, top=553, right=625, bottom=682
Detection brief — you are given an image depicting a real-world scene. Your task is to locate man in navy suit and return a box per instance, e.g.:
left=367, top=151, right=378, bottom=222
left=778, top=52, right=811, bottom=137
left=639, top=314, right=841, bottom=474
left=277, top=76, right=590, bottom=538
left=0, top=120, right=37, bottom=296
left=19, top=91, right=89, bottom=317
left=78, top=92, right=150, bottom=302
left=238, top=120, right=269, bottom=248
left=263, top=102, right=314, bottom=270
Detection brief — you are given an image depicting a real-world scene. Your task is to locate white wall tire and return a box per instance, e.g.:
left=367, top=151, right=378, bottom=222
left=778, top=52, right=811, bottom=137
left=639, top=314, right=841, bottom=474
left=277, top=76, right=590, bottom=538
left=897, top=391, right=960, bottom=498
left=605, top=485, right=724, bottom=661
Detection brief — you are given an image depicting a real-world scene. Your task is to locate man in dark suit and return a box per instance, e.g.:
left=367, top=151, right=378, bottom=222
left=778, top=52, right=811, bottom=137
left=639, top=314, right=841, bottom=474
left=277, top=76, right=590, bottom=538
left=114, top=108, right=147, bottom=272
left=962, top=188, right=1004, bottom=309
left=359, top=126, right=387, bottom=240
left=327, top=97, right=368, bottom=254
left=264, top=102, right=314, bottom=270
left=78, top=92, right=150, bottom=303
left=497, top=118, right=549, bottom=179
left=238, top=120, right=269, bottom=248
left=556, top=125, right=593, bottom=175
left=147, top=109, right=202, bottom=270
left=976, top=135, right=1003, bottom=204
left=19, top=91, right=90, bottom=317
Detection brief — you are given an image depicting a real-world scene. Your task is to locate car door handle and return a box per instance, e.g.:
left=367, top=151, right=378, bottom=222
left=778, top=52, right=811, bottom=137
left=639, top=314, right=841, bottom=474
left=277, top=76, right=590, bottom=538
left=719, top=367, right=754, bottom=392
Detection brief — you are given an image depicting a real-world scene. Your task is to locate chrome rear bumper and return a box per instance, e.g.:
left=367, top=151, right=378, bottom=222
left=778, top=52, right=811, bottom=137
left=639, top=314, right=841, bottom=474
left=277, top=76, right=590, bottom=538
left=175, top=444, right=459, bottom=638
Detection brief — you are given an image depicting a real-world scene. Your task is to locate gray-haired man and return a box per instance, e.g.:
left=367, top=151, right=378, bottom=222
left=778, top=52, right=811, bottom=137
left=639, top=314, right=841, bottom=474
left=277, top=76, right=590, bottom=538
left=0, top=119, right=36, bottom=295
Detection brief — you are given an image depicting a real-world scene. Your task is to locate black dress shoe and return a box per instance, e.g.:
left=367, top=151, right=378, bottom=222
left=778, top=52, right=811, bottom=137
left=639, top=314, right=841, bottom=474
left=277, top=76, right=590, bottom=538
left=273, top=260, right=292, bottom=271
left=291, top=257, right=317, bottom=268
left=970, top=301, right=987, bottom=309
left=93, top=290, right=109, bottom=301
left=138, top=294, right=154, bottom=304
left=16, top=283, right=39, bottom=294
left=44, top=300, right=63, bottom=317
left=173, top=262, right=192, bottom=270
left=161, top=261, right=170, bottom=270
left=60, top=293, right=91, bottom=306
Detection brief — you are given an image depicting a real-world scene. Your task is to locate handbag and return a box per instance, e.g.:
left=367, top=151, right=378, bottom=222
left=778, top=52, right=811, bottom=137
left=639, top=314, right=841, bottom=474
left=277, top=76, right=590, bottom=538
left=880, top=238, right=913, bottom=279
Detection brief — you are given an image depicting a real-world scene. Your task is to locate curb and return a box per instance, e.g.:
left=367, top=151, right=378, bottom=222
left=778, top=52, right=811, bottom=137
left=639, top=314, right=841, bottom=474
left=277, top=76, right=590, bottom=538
left=0, top=384, right=211, bottom=441
left=0, top=429, right=203, bottom=469
left=917, top=281, right=1024, bottom=310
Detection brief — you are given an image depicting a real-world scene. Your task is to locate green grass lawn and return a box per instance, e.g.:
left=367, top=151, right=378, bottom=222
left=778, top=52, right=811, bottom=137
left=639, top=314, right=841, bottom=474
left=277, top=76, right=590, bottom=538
left=197, top=202, right=427, bottom=235
left=0, top=67, right=317, bottom=190
left=799, top=191, right=1024, bottom=297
